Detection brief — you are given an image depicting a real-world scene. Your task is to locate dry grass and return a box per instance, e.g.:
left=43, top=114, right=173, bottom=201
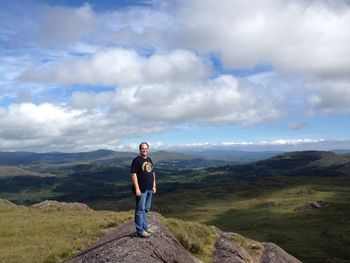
left=0, top=202, right=132, bottom=263
left=160, top=216, right=219, bottom=263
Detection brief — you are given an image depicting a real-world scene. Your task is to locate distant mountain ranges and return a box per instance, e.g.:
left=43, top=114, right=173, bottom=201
left=209, top=150, right=350, bottom=179
left=0, top=148, right=349, bottom=177
left=0, top=149, right=280, bottom=177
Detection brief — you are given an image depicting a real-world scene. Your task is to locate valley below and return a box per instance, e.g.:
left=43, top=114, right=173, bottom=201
left=0, top=150, right=349, bottom=262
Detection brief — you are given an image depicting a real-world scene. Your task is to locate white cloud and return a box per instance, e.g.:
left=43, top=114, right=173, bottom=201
left=2, top=0, right=350, bottom=152
left=0, top=102, right=345, bottom=152
left=19, top=48, right=283, bottom=125
left=122, top=138, right=350, bottom=152
left=0, top=1, right=97, bottom=48
left=288, top=122, right=307, bottom=130
left=0, top=103, right=85, bottom=139
left=69, top=77, right=282, bottom=126
left=0, top=53, right=53, bottom=101
left=143, top=50, right=210, bottom=83
left=177, top=0, right=350, bottom=78
left=1, top=46, right=285, bottom=151
left=111, top=76, right=282, bottom=125
left=305, top=78, right=350, bottom=114
left=259, top=138, right=324, bottom=145
left=97, top=4, right=177, bottom=46
left=20, top=48, right=144, bottom=85
left=6, top=0, right=350, bottom=80
left=19, top=48, right=210, bottom=85
left=37, top=3, right=97, bottom=46
left=219, top=138, right=326, bottom=149
left=0, top=102, right=167, bottom=152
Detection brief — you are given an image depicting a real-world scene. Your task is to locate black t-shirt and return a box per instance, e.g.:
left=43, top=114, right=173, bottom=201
left=131, top=155, right=154, bottom=193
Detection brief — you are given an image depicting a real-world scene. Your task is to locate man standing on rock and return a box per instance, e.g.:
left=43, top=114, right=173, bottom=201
left=131, top=142, right=156, bottom=238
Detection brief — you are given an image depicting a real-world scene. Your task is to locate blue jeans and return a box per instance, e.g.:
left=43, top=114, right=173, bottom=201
left=135, top=189, right=153, bottom=234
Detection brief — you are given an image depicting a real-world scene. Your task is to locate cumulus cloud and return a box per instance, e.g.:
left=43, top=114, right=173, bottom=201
left=305, top=78, right=350, bottom=114
left=6, top=0, right=350, bottom=80
left=0, top=1, right=97, bottom=48
left=19, top=48, right=283, bottom=126
left=69, top=76, right=282, bottom=126
left=176, top=0, right=350, bottom=78
left=19, top=48, right=210, bottom=85
left=7, top=45, right=285, bottom=151
left=97, top=4, right=177, bottom=46
left=110, top=75, right=282, bottom=125
left=0, top=103, right=86, bottom=140
left=37, top=3, right=97, bottom=46
left=20, top=49, right=143, bottom=85
left=0, top=102, right=167, bottom=152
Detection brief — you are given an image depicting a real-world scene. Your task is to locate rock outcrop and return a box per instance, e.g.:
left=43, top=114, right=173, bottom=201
left=64, top=212, right=198, bottom=263
left=260, top=243, right=302, bottom=263
left=65, top=212, right=302, bottom=263
left=295, top=200, right=330, bottom=211
left=213, top=230, right=302, bottom=263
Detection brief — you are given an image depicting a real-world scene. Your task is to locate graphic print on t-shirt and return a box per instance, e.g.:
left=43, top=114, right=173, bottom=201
left=142, top=161, right=153, bottom=173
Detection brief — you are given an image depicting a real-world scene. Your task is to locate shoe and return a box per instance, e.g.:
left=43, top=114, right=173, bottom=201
left=145, top=229, right=154, bottom=234
left=137, top=231, right=151, bottom=238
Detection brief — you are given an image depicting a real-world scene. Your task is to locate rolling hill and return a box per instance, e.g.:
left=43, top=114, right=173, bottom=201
left=0, top=149, right=133, bottom=165
left=0, top=149, right=280, bottom=171
left=0, top=165, right=53, bottom=177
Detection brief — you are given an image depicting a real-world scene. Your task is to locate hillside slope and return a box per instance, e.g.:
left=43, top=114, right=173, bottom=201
left=215, top=150, right=350, bottom=179
left=0, top=150, right=134, bottom=165
left=0, top=165, right=53, bottom=177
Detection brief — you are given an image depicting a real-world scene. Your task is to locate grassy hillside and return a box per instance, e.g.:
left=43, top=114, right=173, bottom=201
left=0, top=199, right=220, bottom=263
left=0, top=199, right=133, bottom=263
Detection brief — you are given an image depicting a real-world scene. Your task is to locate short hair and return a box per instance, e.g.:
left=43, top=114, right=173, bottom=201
left=139, top=142, right=149, bottom=150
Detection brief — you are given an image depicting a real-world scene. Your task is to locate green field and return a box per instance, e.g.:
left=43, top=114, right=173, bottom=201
left=168, top=176, right=350, bottom=263
left=97, top=175, right=350, bottom=263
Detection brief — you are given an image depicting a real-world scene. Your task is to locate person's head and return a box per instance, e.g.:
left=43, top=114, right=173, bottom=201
left=139, top=142, right=149, bottom=157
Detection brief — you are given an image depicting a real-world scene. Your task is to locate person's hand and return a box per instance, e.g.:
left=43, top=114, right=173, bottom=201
left=152, top=186, right=156, bottom=194
left=135, top=189, right=141, bottom=197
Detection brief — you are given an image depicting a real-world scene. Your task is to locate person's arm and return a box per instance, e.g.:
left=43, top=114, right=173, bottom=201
left=131, top=173, right=141, bottom=196
left=152, top=172, right=156, bottom=194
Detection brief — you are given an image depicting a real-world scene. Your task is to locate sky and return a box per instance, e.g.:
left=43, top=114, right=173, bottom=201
left=1, top=0, right=350, bottom=152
